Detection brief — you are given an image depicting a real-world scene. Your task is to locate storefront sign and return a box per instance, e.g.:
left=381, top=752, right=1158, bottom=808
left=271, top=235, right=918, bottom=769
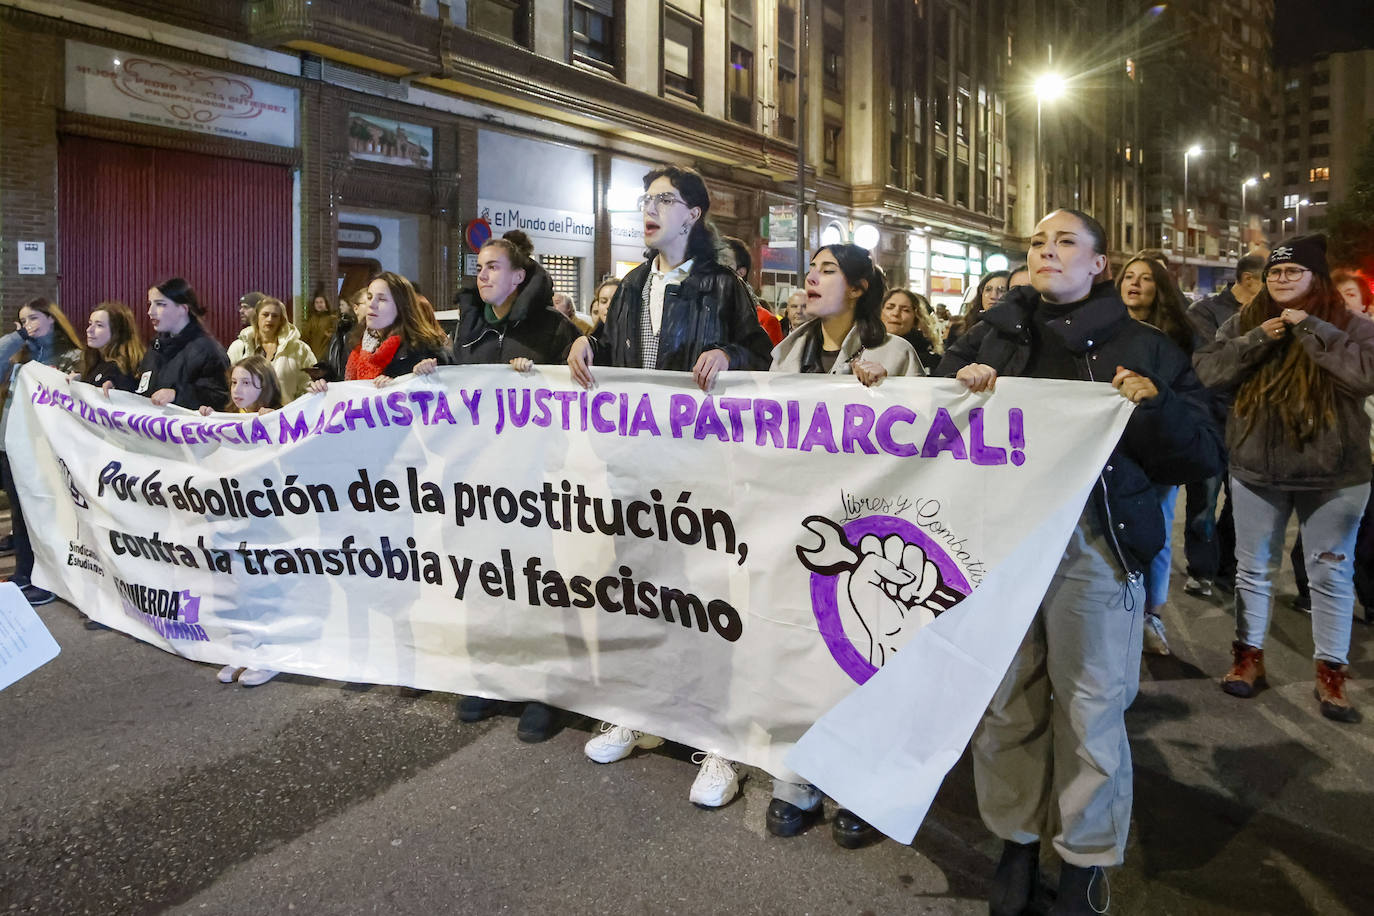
left=64, top=41, right=298, bottom=148
left=347, top=113, right=432, bottom=169
left=478, top=199, right=595, bottom=243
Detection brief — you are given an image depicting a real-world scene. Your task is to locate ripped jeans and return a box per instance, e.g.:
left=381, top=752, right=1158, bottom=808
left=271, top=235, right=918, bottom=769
left=1231, top=477, right=1369, bottom=665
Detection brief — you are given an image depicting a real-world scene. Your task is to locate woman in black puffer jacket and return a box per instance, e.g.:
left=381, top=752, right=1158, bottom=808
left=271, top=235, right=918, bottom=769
left=137, top=278, right=229, bottom=411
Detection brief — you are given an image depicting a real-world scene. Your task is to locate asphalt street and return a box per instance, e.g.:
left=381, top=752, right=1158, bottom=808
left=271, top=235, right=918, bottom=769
left=3, top=503, right=1373, bottom=915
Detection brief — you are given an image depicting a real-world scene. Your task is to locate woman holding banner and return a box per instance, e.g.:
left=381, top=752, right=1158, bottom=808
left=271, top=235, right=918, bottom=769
left=136, top=278, right=230, bottom=412
left=0, top=298, right=85, bottom=607
left=939, top=209, right=1222, bottom=916
left=567, top=163, right=772, bottom=808
left=451, top=228, right=577, bottom=743
left=227, top=296, right=317, bottom=402
left=80, top=301, right=145, bottom=393
left=766, top=243, right=922, bottom=844
left=309, top=271, right=452, bottom=392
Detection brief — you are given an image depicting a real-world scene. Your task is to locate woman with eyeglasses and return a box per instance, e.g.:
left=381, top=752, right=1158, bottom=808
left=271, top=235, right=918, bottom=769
left=567, top=163, right=772, bottom=809
left=1195, top=236, right=1374, bottom=723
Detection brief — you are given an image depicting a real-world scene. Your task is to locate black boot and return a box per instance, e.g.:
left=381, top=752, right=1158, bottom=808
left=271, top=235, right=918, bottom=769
left=516, top=702, right=560, bottom=742
left=457, top=695, right=499, bottom=722
left=766, top=798, right=822, bottom=837
left=989, top=840, right=1040, bottom=916
left=830, top=809, right=880, bottom=849
left=1049, top=863, right=1107, bottom=915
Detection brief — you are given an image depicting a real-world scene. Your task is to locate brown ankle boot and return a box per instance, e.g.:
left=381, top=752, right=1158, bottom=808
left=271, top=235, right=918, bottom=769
left=1315, top=660, right=1361, bottom=723
left=1221, top=641, right=1266, bottom=697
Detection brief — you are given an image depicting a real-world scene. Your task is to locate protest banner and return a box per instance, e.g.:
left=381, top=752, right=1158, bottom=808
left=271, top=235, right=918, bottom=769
left=8, top=363, right=1133, bottom=839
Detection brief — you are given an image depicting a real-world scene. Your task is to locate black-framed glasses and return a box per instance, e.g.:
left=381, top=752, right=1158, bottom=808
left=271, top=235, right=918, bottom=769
left=636, top=192, right=687, bottom=212
left=1265, top=266, right=1310, bottom=282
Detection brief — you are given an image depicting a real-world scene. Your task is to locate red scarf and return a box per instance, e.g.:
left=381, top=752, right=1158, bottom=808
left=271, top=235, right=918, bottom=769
left=346, top=335, right=402, bottom=381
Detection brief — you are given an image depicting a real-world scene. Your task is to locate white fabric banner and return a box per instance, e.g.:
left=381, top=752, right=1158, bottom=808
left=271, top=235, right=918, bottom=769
left=8, top=363, right=1133, bottom=837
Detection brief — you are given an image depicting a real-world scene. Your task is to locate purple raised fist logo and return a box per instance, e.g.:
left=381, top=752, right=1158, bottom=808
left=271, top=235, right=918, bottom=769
left=797, top=514, right=969, bottom=684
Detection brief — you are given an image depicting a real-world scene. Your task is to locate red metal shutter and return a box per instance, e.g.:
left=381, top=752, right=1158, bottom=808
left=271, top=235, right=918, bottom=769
left=57, top=135, right=292, bottom=346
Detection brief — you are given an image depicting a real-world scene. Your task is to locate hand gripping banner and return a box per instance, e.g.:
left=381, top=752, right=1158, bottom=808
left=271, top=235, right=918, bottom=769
left=8, top=363, right=1133, bottom=841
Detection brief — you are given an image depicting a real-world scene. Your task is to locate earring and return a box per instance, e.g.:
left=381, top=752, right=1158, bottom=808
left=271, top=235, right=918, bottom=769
left=681, top=224, right=690, bottom=236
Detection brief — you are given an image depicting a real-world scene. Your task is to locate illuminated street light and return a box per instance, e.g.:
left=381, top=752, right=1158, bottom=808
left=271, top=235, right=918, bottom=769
left=1180, top=144, right=1202, bottom=264
left=1240, top=176, right=1259, bottom=248
left=1295, top=198, right=1310, bottom=234
left=853, top=224, right=880, bottom=250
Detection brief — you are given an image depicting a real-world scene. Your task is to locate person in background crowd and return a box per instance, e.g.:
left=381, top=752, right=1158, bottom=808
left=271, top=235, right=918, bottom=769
left=80, top=301, right=145, bottom=394
left=1194, top=235, right=1374, bottom=724
left=940, top=208, right=1222, bottom=916
left=1186, top=253, right=1268, bottom=598
left=137, top=278, right=230, bottom=411
left=767, top=243, right=922, bottom=844
left=300, top=282, right=339, bottom=362
left=879, top=288, right=943, bottom=372
left=323, top=288, right=364, bottom=382
left=965, top=270, right=1011, bottom=332
left=238, top=291, right=265, bottom=329
left=780, top=290, right=808, bottom=336
left=1, top=298, right=85, bottom=606
left=228, top=296, right=317, bottom=402
left=724, top=235, right=784, bottom=346
left=1118, top=253, right=1202, bottom=655
left=1007, top=264, right=1032, bottom=290
left=452, top=228, right=579, bottom=741
left=567, top=163, right=773, bottom=808
left=551, top=291, right=594, bottom=334
left=310, top=271, right=451, bottom=391
left=1334, top=268, right=1372, bottom=318
left=590, top=278, right=619, bottom=327
left=197, top=355, right=284, bottom=685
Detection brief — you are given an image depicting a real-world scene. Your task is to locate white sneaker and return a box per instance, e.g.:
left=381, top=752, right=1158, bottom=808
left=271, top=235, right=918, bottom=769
left=689, top=752, right=740, bottom=807
left=584, top=723, right=664, bottom=763
left=217, top=665, right=243, bottom=683
left=1183, top=576, right=1213, bottom=597
left=238, top=668, right=279, bottom=687
left=1143, top=614, right=1171, bottom=656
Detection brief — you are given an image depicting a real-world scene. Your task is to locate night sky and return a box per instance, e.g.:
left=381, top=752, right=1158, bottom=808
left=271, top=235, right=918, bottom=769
left=1273, top=0, right=1374, bottom=66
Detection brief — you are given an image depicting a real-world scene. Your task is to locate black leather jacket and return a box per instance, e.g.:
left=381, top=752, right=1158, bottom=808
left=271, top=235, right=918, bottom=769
left=588, top=256, right=773, bottom=372
left=937, top=282, right=1224, bottom=574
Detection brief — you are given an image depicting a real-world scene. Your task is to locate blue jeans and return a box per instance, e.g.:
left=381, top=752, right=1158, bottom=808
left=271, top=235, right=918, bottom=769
left=1183, top=474, right=1224, bottom=580
left=1145, top=486, right=1177, bottom=612
left=1231, top=477, right=1369, bottom=665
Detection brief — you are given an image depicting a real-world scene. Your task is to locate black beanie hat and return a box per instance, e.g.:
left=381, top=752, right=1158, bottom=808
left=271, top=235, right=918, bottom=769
left=1266, top=234, right=1329, bottom=277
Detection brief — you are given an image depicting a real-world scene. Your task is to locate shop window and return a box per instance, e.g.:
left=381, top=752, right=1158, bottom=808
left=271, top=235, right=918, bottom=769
left=571, top=0, right=618, bottom=73
left=540, top=255, right=583, bottom=302
left=663, top=0, right=703, bottom=104
left=726, top=0, right=755, bottom=126
left=775, top=0, right=797, bottom=141
left=469, top=0, right=530, bottom=47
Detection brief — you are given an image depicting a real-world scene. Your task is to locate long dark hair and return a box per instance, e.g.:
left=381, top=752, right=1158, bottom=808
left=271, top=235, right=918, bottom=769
left=814, top=244, right=887, bottom=349
left=642, top=164, right=722, bottom=265
left=154, top=277, right=206, bottom=320
left=348, top=271, right=449, bottom=352
left=81, top=300, right=145, bottom=378
left=14, top=298, right=82, bottom=366
left=967, top=270, right=1011, bottom=329
left=480, top=229, right=536, bottom=277
left=1233, top=272, right=1349, bottom=447
left=1116, top=256, right=1195, bottom=353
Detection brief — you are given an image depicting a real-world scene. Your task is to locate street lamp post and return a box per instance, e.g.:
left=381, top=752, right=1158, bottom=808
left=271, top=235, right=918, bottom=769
left=1181, top=144, right=1201, bottom=264
left=1295, top=198, right=1310, bottom=234
left=1034, top=73, right=1066, bottom=221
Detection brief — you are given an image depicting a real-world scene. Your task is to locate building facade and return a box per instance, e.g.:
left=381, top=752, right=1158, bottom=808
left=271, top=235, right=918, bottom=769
left=1266, top=49, right=1374, bottom=247
left=1136, top=0, right=1275, bottom=293
left=1, top=0, right=1150, bottom=330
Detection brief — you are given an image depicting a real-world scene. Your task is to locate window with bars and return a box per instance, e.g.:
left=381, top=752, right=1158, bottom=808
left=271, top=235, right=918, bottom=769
left=540, top=255, right=583, bottom=303
left=571, top=0, right=617, bottom=72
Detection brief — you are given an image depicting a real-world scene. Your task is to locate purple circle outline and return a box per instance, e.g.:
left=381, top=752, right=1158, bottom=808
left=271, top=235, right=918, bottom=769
left=811, top=514, right=972, bottom=685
